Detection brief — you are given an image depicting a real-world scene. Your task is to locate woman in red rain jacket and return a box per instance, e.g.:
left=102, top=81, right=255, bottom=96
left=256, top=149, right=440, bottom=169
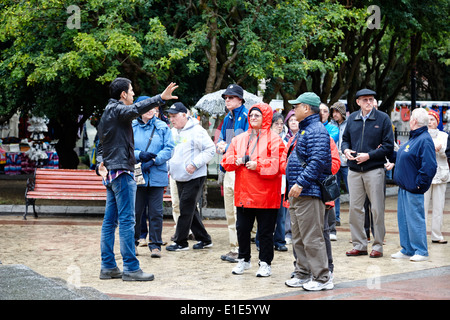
left=221, top=102, right=285, bottom=277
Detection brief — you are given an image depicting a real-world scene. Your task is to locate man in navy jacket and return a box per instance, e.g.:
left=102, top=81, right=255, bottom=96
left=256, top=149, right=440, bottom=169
left=285, top=92, right=333, bottom=291
left=341, top=89, right=394, bottom=258
left=216, top=84, right=249, bottom=263
left=392, top=108, right=436, bottom=261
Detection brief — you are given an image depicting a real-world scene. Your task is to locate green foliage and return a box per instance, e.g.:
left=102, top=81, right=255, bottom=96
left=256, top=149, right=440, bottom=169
left=0, top=0, right=448, bottom=159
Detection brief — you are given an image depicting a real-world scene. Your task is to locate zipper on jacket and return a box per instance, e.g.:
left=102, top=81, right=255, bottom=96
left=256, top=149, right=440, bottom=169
left=358, top=120, right=366, bottom=172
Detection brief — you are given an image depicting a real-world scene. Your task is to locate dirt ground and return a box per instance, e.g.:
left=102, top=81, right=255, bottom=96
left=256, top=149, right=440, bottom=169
left=1, top=191, right=449, bottom=300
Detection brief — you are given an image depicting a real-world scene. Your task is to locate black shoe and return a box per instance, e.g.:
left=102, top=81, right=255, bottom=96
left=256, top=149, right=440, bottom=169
left=99, top=267, right=122, bottom=280
left=122, top=269, right=155, bottom=281
left=193, top=241, right=213, bottom=249
left=275, top=245, right=288, bottom=252
left=166, top=243, right=189, bottom=251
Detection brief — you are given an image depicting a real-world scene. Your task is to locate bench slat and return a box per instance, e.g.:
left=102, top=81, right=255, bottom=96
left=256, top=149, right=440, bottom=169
left=35, top=185, right=105, bottom=190
left=27, top=192, right=107, bottom=200
left=36, top=176, right=102, bottom=181
left=35, top=179, right=103, bottom=185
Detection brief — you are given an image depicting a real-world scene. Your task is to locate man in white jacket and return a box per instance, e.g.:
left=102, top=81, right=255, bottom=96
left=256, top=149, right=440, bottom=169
left=166, top=102, right=215, bottom=251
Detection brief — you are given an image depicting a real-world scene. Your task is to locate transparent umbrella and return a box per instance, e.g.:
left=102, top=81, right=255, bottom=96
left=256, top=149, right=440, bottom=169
left=195, top=89, right=262, bottom=115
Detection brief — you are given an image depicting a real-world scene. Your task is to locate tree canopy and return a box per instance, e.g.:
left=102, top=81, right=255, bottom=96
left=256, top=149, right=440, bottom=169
left=1, top=0, right=448, bottom=167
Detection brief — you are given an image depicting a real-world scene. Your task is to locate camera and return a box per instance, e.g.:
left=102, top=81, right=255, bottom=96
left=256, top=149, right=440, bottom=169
left=242, top=155, right=250, bottom=164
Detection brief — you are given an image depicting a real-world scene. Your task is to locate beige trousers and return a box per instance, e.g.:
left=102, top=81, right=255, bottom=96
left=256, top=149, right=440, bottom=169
left=223, top=171, right=238, bottom=251
left=347, top=168, right=386, bottom=253
left=289, top=196, right=329, bottom=283
left=424, top=183, right=447, bottom=241
left=170, top=176, right=180, bottom=226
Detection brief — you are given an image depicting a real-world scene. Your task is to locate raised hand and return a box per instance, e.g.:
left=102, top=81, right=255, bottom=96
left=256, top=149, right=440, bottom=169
left=161, top=82, right=179, bottom=101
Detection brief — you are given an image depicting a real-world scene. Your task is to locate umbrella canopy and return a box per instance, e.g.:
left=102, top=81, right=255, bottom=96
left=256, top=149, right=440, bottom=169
left=195, top=89, right=263, bottom=115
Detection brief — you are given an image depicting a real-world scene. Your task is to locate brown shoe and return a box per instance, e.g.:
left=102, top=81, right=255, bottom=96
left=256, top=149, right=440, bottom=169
left=150, top=248, right=161, bottom=258
left=221, top=251, right=238, bottom=263
left=369, top=250, right=383, bottom=258
left=346, top=249, right=368, bottom=256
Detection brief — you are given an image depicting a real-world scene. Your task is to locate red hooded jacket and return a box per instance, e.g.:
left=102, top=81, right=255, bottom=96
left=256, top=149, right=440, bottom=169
left=221, top=103, right=286, bottom=209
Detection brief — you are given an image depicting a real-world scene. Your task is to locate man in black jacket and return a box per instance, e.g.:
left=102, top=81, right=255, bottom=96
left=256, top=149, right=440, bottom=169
left=97, top=77, right=178, bottom=281
left=341, top=89, right=394, bottom=259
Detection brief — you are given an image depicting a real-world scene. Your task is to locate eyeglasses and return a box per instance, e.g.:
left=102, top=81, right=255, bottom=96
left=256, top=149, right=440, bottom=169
left=224, top=96, right=237, bottom=100
left=249, top=114, right=262, bottom=119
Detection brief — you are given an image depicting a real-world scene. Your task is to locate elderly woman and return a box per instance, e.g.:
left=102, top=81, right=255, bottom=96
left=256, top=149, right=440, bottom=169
left=424, top=110, right=449, bottom=244
left=221, top=103, right=285, bottom=277
left=133, top=96, right=174, bottom=258
left=392, top=108, right=437, bottom=262
left=284, top=109, right=299, bottom=142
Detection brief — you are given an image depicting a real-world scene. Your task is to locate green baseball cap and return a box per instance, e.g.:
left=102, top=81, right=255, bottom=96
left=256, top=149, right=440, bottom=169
left=288, top=92, right=321, bottom=107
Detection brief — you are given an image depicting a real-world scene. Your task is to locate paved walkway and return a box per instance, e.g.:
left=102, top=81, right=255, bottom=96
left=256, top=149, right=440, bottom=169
left=1, top=187, right=449, bottom=302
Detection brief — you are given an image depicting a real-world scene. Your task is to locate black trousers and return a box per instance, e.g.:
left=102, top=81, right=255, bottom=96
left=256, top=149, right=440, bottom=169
left=174, top=176, right=211, bottom=247
left=236, top=207, right=277, bottom=265
left=134, top=186, right=164, bottom=250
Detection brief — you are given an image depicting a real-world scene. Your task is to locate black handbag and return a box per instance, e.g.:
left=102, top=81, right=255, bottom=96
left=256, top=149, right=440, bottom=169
left=296, top=149, right=340, bottom=203
left=317, top=174, right=340, bottom=203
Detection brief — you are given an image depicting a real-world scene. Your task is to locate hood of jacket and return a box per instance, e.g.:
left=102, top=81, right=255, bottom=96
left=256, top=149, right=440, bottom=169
left=248, top=102, right=273, bottom=132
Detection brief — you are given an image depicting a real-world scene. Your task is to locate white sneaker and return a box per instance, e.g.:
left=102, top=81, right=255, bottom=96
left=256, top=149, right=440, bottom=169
left=256, top=261, right=271, bottom=277
left=330, top=234, right=337, bottom=241
left=302, top=279, right=334, bottom=291
left=391, top=251, right=411, bottom=259
left=410, top=254, right=428, bottom=262
left=285, top=276, right=311, bottom=288
left=232, top=259, right=251, bottom=275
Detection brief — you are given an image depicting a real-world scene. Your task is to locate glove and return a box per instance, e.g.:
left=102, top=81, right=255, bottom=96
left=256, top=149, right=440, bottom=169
left=139, top=151, right=157, bottom=162
left=141, top=159, right=155, bottom=173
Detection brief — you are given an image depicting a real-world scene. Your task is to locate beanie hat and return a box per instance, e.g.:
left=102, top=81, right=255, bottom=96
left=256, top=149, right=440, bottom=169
left=222, top=84, right=245, bottom=103
left=135, top=96, right=150, bottom=103
left=249, top=106, right=263, bottom=115
left=428, top=110, right=440, bottom=123
left=330, top=102, right=347, bottom=119
left=288, top=92, right=321, bottom=107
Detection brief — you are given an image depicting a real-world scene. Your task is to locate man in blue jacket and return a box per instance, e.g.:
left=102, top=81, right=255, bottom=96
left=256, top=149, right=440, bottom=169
left=392, top=108, right=437, bottom=261
left=341, top=89, right=394, bottom=259
left=216, top=84, right=248, bottom=263
left=284, top=92, right=333, bottom=291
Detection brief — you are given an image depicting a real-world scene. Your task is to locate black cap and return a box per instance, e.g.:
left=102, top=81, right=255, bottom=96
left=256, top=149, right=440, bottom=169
left=166, top=102, right=188, bottom=114
left=222, top=84, right=245, bottom=103
left=355, top=88, right=376, bottom=98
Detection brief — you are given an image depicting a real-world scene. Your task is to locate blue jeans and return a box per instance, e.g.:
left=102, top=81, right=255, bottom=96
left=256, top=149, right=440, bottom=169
left=397, top=188, right=428, bottom=256
left=101, top=173, right=140, bottom=272
left=335, top=166, right=348, bottom=222
left=274, top=202, right=287, bottom=248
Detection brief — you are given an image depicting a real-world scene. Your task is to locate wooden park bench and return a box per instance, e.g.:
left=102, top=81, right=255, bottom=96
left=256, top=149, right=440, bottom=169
left=24, top=168, right=172, bottom=220
left=24, top=169, right=106, bottom=219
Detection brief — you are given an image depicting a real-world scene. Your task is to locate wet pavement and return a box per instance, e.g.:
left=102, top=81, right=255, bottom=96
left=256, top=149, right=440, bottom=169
left=0, top=186, right=449, bottom=302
